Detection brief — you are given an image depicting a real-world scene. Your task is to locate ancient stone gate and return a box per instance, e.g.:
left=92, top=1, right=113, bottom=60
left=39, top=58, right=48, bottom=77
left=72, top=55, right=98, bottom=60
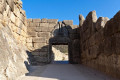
left=27, top=19, right=80, bottom=65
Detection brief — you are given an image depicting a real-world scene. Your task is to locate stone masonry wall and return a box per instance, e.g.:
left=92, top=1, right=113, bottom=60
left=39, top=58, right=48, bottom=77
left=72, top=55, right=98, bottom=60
left=27, top=19, right=58, bottom=65
left=80, top=11, right=120, bottom=79
left=0, top=0, right=28, bottom=80
left=27, top=19, right=80, bottom=65
left=0, top=0, right=27, bottom=45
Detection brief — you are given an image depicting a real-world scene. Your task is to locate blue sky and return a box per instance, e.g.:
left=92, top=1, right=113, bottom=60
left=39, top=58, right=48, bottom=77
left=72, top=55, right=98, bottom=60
left=22, top=0, right=120, bottom=25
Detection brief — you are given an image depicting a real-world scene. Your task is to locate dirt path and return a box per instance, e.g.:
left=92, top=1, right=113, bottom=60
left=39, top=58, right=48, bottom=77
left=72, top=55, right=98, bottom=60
left=18, top=64, right=118, bottom=80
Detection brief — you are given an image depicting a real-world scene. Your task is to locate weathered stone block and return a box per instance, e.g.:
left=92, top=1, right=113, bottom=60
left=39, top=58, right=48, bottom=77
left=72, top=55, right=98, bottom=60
left=29, top=22, right=39, bottom=27
left=0, top=3, right=5, bottom=14
left=47, top=19, right=58, bottom=24
left=86, top=10, right=97, bottom=23
left=33, top=37, right=46, bottom=43
left=41, top=26, right=49, bottom=32
left=96, top=17, right=109, bottom=31
left=34, top=56, right=48, bottom=62
left=27, top=19, right=32, bottom=22
left=68, top=29, right=77, bottom=34
left=115, top=33, right=120, bottom=55
left=41, top=18, right=47, bottom=23
left=26, top=37, right=32, bottom=43
left=89, top=34, right=96, bottom=46
left=40, top=23, right=49, bottom=27
left=95, top=29, right=104, bottom=44
left=33, top=19, right=41, bottom=23
left=35, top=27, right=41, bottom=32
left=89, top=45, right=99, bottom=59
left=31, top=52, right=40, bottom=56
left=10, top=12, right=16, bottom=23
left=70, top=34, right=79, bottom=40
left=48, top=27, right=54, bottom=32
left=27, top=27, right=36, bottom=31
left=28, top=31, right=37, bottom=37
left=33, top=22, right=39, bottom=27
left=34, top=43, right=47, bottom=49
left=79, top=14, right=85, bottom=27
left=71, top=25, right=78, bottom=29
left=27, top=43, right=33, bottom=47
left=62, top=20, right=73, bottom=25
left=7, top=0, right=14, bottom=11
left=104, top=37, right=113, bottom=55
left=49, top=23, right=56, bottom=27
left=37, top=32, right=50, bottom=38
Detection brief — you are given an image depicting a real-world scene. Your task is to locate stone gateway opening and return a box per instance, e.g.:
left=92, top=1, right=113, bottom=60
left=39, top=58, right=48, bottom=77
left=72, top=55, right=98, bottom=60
left=1, top=0, right=120, bottom=79
left=51, top=45, right=69, bottom=64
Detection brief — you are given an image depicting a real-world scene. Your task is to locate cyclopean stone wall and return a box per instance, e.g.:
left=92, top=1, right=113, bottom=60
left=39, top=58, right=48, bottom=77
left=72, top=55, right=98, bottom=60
left=79, top=10, right=120, bottom=79
left=27, top=19, right=80, bottom=65
left=1, top=0, right=120, bottom=79
left=0, top=0, right=27, bottom=45
left=0, top=0, right=28, bottom=80
left=27, top=19, right=58, bottom=65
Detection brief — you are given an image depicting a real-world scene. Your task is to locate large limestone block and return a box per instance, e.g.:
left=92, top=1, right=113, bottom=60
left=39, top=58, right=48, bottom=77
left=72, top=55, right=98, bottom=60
left=6, top=0, right=14, bottom=11
left=82, top=11, right=97, bottom=33
left=95, top=29, right=104, bottom=44
left=89, top=34, right=96, bottom=46
left=104, top=37, right=113, bottom=55
left=33, top=46, right=48, bottom=52
left=32, top=37, right=46, bottom=43
left=22, top=25, right=27, bottom=32
left=10, top=12, right=16, bottom=23
left=104, top=11, right=120, bottom=37
left=89, top=45, right=99, bottom=59
left=40, top=23, right=49, bottom=27
left=70, top=25, right=78, bottom=29
left=79, top=15, right=85, bottom=27
left=49, top=23, right=56, bottom=27
left=27, top=42, right=33, bottom=47
left=86, top=10, right=97, bottom=23
left=26, top=37, right=32, bottom=43
left=34, top=56, right=48, bottom=63
left=20, top=9, right=26, bottom=17
left=96, top=17, right=109, bottom=31
left=27, top=27, right=36, bottom=31
left=0, top=0, right=6, bottom=14
left=21, top=29, right=26, bottom=37
left=29, top=22, right=39, bottom=27
left=47, top=19, right=58, bottom=24
left=33, top=43, right=47, bottom=49
left=28, top=31, right=37, bottom=37
left=39, top=47, right=48, bottom=52
left=41, top=26, right=49, bottom=32
left=33, top=19, right=41, bottom=23
left=32, top=51, right=48, bottom=57
left=34, top=22, right=40, bottom=27
left=35, top=27, right=41, bottom=32
left=27, top=19, right=32, bottom=22
left=16, top=27, right=22, bottom=35
left=37, top=32, right=50, bottom=38
left=39, top=52, right=48, bottom=57
left=13, top=5, right=20, bottom=17
left=31, top=52, right=40, bottom=56
left=41, top=18, right=47, bottom=23
left=70, top=34, right=79, bottom=40
left=62, top=20, right=73, bottom=25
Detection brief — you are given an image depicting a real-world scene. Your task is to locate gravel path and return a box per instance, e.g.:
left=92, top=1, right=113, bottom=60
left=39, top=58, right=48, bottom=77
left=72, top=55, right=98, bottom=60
left=18, top=64, right=119, bottom=80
